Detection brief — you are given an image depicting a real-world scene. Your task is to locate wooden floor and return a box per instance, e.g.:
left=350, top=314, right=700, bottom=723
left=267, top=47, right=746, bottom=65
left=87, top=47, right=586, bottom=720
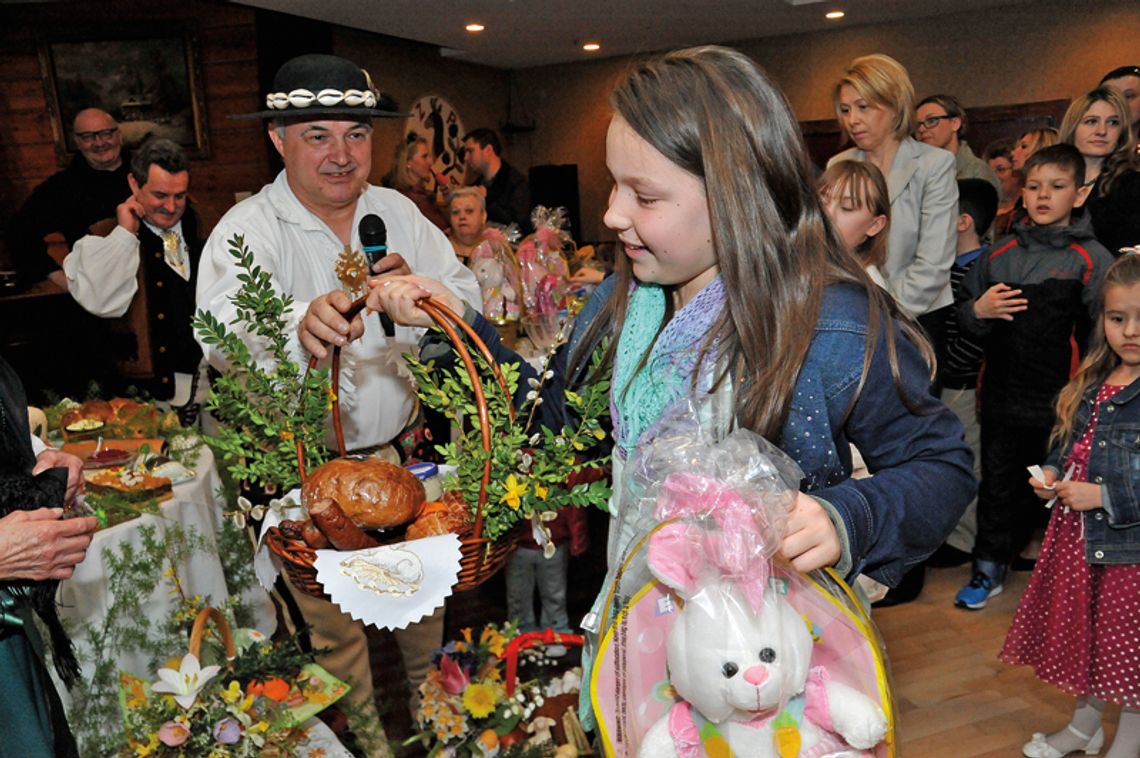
left=874, top=563, right=1121, bottom=757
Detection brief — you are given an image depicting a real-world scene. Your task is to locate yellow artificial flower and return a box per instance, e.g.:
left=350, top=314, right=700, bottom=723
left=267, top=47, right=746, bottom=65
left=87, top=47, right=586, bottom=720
left=253, top=721, right=270, bottom=733
left=500, top=474, right=527, bottom=510
left=593, top=428, right=606, bottom=440
left=480, top=626, right=507, bottom=656
left=462, top=682, right=498, bottom=718
left=133, top=734, right=160, bottom=756
left=221, top=680, right=242, bottom=704
left=534, top=484, right=549, bottom=501
left=461, top=627, right=473, bottom=644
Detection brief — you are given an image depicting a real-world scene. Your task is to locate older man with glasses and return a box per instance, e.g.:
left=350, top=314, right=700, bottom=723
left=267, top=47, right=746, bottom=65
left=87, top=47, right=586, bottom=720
left=915, top=94, right=1000, bottom=195
left=6, top=108, right=131, bottom=291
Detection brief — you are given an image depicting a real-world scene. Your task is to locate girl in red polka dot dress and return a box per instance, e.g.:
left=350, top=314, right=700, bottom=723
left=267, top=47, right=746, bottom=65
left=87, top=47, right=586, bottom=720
left=1002, top=254, right=1140, bottom=758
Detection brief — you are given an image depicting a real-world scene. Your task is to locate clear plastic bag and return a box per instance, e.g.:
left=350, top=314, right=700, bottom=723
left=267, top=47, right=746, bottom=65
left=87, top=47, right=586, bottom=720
left=517, top=205, right=571, bottom=319
left=587, top=413, right=896, bottom=757
left=468, top=227, right=522, bottom=323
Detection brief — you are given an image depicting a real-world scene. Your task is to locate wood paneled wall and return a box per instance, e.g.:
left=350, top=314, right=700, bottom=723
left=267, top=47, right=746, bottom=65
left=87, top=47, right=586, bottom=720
left=0, top=0, right=271, bottom=266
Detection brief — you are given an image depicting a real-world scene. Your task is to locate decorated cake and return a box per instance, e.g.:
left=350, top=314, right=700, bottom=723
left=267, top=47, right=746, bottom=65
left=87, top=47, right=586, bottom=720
left=85, top=467, right=174, bottom=503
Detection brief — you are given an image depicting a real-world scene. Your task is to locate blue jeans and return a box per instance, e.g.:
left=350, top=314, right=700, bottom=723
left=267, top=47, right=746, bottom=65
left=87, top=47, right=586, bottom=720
left=505, top=544, right=570, bottom=632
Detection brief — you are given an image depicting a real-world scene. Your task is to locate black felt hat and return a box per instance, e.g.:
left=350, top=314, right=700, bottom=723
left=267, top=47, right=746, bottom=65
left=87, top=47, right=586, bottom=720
left=230, top=53, right=406, bottom=120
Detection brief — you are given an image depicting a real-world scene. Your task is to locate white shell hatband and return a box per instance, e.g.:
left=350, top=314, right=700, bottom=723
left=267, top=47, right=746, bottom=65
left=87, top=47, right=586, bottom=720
left=265, top=87, right=378, bottom=111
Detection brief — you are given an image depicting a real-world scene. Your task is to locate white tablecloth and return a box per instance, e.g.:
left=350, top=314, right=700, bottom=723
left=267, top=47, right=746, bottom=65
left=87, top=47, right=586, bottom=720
left=55, top=447, right=274, bottom=703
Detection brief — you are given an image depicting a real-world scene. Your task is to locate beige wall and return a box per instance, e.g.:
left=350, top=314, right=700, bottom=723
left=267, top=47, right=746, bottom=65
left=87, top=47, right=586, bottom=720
left=515, top=0, right=1140, bottom=243
left=333, top=28, right=509, bottom=188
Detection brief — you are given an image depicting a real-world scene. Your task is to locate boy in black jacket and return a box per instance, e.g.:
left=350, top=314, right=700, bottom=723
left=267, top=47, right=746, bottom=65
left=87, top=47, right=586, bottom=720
left=955, top=145, right=1114, bottom=609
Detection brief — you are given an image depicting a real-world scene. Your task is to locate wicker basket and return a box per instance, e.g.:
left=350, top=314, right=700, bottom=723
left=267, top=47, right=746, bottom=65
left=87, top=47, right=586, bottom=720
left=265, top=296, right=518, bottom=597
left=189, top=606, right=236, bottom=660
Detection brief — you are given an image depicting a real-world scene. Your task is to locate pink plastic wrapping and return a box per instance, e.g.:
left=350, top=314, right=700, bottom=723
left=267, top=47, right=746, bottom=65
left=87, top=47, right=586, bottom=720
left=468, top=227, right=522, bottom=323
left=588, top=421, right=896, bottom=758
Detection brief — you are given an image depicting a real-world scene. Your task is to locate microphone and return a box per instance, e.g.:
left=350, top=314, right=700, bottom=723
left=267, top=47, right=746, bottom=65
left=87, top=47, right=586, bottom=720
left=359, top=213, right=395, bottom=337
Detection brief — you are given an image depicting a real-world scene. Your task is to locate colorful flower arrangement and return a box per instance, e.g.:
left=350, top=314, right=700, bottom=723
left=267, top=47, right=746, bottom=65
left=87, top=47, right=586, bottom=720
left=411, top=622, right=556, bottom=757
left=119, top=617, right=347, bottom=757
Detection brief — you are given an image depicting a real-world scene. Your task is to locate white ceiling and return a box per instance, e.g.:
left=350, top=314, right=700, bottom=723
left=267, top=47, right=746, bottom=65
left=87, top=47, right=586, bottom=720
left=229, top=0, right=1036, bottom=70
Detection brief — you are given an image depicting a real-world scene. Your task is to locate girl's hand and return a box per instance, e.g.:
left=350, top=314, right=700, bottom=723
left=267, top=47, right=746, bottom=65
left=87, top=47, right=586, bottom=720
left=974, top=283, right=1028, bottom=320
left=365, top=275, right=464, bottom=329
left=779, top=493, right=841, bottom=573
left=1053, top=481, right=1103, bottom=512
left=1029, top=469, right=1058, bottom=500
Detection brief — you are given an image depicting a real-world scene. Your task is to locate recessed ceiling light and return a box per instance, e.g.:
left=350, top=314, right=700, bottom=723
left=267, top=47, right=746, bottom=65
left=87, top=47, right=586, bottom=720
left=465, top=23, right=485, bottom=32
left=825, top=10, right=845, bottom=19
left=582, top=42, right=601, bottom=52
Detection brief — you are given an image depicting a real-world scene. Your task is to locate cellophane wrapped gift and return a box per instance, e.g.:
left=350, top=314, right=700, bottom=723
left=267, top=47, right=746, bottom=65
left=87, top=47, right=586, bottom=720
left=588, top=412, right=896, bottom=757
left=517, top=206, right=571, bottom=348
left=468, top=226, right=523, bottom=323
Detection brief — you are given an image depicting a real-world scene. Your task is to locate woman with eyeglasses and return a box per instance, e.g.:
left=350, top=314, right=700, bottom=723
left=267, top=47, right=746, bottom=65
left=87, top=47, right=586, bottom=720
left=830, top=53, right=959, bottom=606
left=1062, top=86, right=1140, bottom=256
left=915, top=94, right=1000, bottom=195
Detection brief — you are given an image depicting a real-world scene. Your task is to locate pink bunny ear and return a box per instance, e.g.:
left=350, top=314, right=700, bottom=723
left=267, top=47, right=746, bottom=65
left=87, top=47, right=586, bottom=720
left=647, top=523, right=704, bottom=597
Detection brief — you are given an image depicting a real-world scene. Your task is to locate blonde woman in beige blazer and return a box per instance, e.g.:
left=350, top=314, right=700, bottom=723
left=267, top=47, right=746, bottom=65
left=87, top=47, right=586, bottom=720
left=829, top=54, right=958, bottom=321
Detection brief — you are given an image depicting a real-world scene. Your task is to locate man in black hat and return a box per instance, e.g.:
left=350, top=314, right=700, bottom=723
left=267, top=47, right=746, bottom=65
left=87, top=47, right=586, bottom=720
left=196, top=54, right=479, bottom=746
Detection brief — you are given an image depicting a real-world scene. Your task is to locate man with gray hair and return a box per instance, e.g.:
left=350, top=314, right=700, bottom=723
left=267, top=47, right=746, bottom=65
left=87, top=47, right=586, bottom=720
left=197, top=54, right=479, bottom=749
left=6, top=108, right=130, bottom=290
left=65, top=138, right=203, bottom=407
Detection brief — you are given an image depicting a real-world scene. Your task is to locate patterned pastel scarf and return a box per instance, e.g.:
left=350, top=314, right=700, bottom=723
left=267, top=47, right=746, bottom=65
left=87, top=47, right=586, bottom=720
left=611, top=277, right=727, bottom=458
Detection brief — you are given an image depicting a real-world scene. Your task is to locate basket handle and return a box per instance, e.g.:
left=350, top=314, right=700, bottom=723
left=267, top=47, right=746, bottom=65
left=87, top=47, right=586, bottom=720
left=502, top=629, right=585, bottom=695
left=296, top=295, right=515, bottom=542
left=188, top=607, right=236, bottom=661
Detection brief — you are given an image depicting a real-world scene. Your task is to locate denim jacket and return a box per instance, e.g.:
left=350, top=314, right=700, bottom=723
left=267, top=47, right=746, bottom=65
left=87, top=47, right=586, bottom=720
left=783, top=283, right=974, bottom=585
left=1045, top=377, right=1140, bottom=565
left=456, top=279, right=975, bottom=587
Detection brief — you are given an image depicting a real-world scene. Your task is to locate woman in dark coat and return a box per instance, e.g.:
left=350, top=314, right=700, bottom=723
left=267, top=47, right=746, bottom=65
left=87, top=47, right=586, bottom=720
left=0, top=355, right=97, bottom=757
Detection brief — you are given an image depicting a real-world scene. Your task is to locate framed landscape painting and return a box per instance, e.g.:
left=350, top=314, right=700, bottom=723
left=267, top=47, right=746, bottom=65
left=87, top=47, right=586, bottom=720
left=38, top=27, right=210, bottom=164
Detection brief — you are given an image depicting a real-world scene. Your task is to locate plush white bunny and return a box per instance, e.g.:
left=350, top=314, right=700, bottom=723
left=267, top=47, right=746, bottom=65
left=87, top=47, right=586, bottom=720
left=637, top=520, right=888, bottom=758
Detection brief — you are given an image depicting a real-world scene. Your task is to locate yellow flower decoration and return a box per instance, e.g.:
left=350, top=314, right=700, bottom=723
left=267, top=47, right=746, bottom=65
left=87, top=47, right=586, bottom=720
left=462, top=682, right=498, bottom=718
left=221, top=680, right=242, bottom=704
left=534, top=483, right=549, bottom=501
left=480, top=626, right=507, bottom=656
left=500, top=474, right=527, bottom=510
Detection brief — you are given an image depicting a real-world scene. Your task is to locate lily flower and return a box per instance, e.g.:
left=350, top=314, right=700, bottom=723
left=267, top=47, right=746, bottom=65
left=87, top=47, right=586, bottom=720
left=151, top=653, right=221, bottom=710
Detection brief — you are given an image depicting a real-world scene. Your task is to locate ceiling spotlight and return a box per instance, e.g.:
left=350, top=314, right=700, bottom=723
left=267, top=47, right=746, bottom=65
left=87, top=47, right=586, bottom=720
left=465, top=23, right=485, bottom=32
left=825, top=10, right=845, bottom=19
left=582, top=42, right=601, bottom=52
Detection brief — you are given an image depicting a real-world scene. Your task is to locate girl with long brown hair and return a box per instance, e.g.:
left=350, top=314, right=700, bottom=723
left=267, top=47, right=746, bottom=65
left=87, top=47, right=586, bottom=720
left=369, top=45, right=972, bottom=589
left=1061, top=86, right=1140, bottom=255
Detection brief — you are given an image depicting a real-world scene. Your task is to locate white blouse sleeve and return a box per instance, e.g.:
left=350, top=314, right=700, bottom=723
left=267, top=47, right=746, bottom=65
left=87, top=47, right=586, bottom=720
left=63, top=225, right=141, bottom=318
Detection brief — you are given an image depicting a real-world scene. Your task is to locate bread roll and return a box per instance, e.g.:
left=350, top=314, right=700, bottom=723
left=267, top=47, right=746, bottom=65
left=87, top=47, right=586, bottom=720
left=302, top=457, right=425, bottom=529
left=406, top=491, right=472, bottom=540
